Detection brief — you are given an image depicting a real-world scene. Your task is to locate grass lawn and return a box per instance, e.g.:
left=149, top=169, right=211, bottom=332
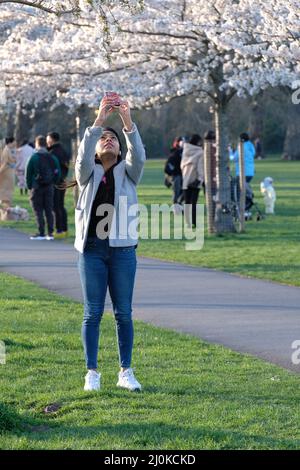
left=0, top=272, right=299, bottom=450
left=1, top=155, right=299, bottom=286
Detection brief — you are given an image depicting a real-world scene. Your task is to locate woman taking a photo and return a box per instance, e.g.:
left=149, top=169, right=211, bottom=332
left=74, top=92, right=146, bottom=392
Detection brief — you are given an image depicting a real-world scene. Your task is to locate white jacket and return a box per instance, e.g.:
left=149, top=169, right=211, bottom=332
left=74, top=123, right=146, bottom=253
left=181, top=143, right=204, bottom=190
left=16, top=144, right=34, bottom=172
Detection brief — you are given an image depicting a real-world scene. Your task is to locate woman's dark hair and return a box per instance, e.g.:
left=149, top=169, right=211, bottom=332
left=172, top=136, right=183, bottom=149
left=204, top=130, right=216, bottom=141
left=240, top=132, right=250, bottom=142
left=59, top=127, right=122, bottom=190
left=47, top=131, right=60, bottom=142
left=189, top=134, right=202, bottom=146
left=5, top=136, right=15, bottom=145
left=103, top=127, right=123, bottom=156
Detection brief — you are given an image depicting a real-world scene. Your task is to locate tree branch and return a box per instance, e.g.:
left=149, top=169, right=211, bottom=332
left=119, top=28, right=199, bottom=42
left=0, top=0, right=80, bottom=15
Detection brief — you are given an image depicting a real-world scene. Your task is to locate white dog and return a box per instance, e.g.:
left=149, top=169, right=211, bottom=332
left=260, top=177, right=276, bottom=214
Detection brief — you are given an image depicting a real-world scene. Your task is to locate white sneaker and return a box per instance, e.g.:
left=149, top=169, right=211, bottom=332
left=117, top=368, right=142, bottom=392
left=46, top=235, right=54, bottom=241
left=84, top=370, right=101, bottom=391
left=173, top=204, right=183, bottom=215
left=30, top=234, right=46, bottom=240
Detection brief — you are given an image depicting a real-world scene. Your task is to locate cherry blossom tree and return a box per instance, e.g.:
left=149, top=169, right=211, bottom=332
left=0, top=1, right=144, bottom=20
left=4, top=3, right=146, bottom=57
left=1, top=0, right=299, bottom=232
left=0, top=0, right=82, bottom=15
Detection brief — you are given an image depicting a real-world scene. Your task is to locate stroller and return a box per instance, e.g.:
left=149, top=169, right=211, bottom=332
left=245, top=183, right=264, bottom=221
left=230, top=176, right=264, bottom=222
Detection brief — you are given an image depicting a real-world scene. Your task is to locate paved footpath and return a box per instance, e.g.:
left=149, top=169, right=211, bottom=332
left=0, top=227, right=299, bottom=373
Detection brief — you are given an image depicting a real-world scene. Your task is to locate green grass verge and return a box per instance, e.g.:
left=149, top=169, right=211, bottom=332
left=1, top=155, right=300, bottom=286
left=0, top=273, right=299, bottom=450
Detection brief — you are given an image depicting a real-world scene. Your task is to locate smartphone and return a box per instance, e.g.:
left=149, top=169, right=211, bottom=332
left=104, top=91, right=121, bottom=106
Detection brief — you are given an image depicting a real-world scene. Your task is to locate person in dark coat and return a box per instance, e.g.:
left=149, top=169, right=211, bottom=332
left=254, top=137, right=263, bottom=160
left=164, top=136, right=184, bottom=206
left=47, top=132, right=71, bottom=238
left=26, top=135, right=61, bottom=240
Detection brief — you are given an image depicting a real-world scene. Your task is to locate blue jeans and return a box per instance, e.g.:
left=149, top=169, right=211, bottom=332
left=172, top=174, right=184, bottom=204
left=78, top=237, right=137, bottom=370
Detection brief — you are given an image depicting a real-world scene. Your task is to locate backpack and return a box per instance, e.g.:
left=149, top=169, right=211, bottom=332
left=35, top=152, right=58, bottom=186
left=164, top=158, right=175, bottom=177
left=164, top=174, right=173, bottom=188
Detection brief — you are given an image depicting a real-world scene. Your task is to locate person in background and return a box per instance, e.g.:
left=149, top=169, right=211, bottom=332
left=0, top=137, right=16, bottom=208
left=181, top=134, right=204, bottom=228
left=164, top=136, right=185, bottom=210
left=254, top=137, right=263, bottom=160
left=25, top=135, right=61, bottom=241
left=229, top=132, right=256, bottom=183
left=46, top=132, right=71, bottom=238
left=16, top=139, right=34, bottom=196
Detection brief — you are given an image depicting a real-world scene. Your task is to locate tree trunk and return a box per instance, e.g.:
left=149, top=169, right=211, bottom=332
left=248, top=93, right=264, bottom=142
left=214, top=99, right=236, bottom=233
left=15, top=102, right=32, bottom=146
left=77, top=104, right=91, bottom=139
left=282, top=102, right=300, bottom=160
left=238, top=141, right=246, bottom=233
left=5, top=102, right=16, bottom=138
left=31, top=102, right=50, bottom=139
left=204, top=140, right=215, bottom=234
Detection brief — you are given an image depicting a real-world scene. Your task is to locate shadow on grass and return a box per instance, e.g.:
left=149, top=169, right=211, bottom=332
left=0, top=403, right=52, bottom=434
left=19, top=421, right=300, bottom=450
left=1, top=338, right=35, bottom=350
left=2, top=379, right=298, bottom=449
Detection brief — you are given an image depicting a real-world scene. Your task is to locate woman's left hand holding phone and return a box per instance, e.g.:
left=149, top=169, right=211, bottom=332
left=93, top=94, right=120, bottom=127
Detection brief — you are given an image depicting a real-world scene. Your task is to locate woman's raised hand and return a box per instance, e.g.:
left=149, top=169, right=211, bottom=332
left=93, top=93, right=120, bottom=127
left=117, top=99, right=133, bottom=132
left=93, top=93, right=133, bottom=132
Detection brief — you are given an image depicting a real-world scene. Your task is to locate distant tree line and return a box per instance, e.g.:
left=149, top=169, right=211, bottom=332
left=1, top=87, right=299, bottom=160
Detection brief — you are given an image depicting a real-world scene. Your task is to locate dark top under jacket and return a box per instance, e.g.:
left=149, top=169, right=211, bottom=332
left=87, top=162, right=118, bottom=238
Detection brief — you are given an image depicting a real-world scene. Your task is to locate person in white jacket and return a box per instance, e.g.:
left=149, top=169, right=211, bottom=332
left=181, top=134, right=204, bottom=228
left=16, top=140, right=34, bottom=195
left=73, top=93, right=146, bottom=393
